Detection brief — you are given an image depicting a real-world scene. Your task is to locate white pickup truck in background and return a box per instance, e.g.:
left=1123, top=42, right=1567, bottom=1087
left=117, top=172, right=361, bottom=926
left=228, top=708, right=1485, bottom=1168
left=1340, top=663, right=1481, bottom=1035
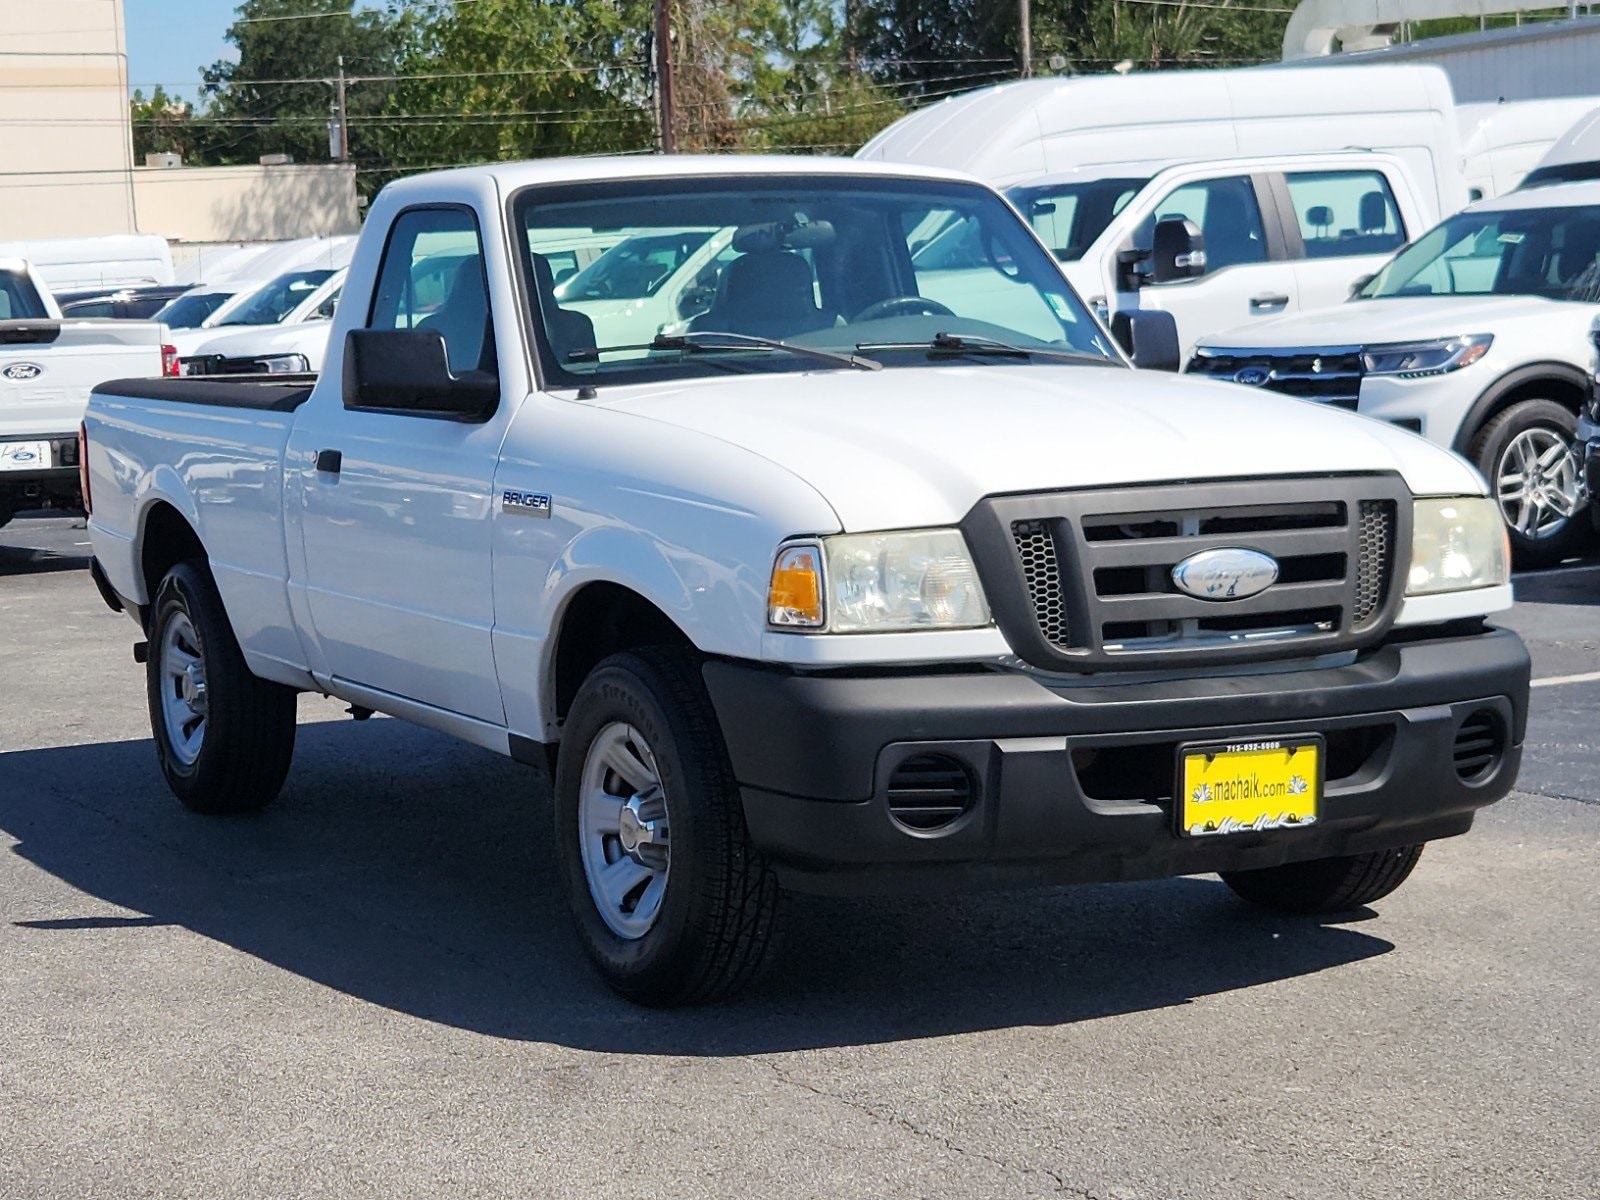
left=85, top=157, right=1529, bottom=1005
left=1, top=258, right=171, bottom=529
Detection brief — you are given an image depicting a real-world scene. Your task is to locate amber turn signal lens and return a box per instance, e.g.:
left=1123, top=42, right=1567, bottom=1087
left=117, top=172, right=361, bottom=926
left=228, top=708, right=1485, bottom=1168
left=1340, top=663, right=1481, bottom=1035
left=768, top=545, right=824, bottom=628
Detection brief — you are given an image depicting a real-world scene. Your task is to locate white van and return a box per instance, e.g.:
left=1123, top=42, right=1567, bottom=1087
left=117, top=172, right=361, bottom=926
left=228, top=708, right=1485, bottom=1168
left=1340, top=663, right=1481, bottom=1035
left=0, top=234, right=174, bottom=291
left=859, top=64, right=1468, bottom=356
left=1458, top=98, right=1600, bottom=200
left=1520, top=106, right=1600, bottom=190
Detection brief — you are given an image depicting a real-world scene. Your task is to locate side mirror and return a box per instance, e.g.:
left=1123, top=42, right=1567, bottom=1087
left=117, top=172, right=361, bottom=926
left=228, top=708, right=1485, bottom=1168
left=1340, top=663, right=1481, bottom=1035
left=1111, top=310, right=1182, bottom=372
left=342, top=328, right=498, bottom=420
left=1348, top=272, right=1375, bottom=298
left=678, top=283, right=715, bottom=320
left=1151, top=216, right=1207, bottom=284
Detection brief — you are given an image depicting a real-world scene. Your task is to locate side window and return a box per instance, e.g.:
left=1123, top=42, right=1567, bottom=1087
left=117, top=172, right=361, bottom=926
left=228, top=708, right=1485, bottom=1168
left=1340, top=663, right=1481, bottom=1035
left=1285, top=170, right=1405, bottom=260
left=313, top=286, right=340, bottom=321
left=1151, top=176, right=1266, bottom=271
left=369, top=207, right=491, bottom=375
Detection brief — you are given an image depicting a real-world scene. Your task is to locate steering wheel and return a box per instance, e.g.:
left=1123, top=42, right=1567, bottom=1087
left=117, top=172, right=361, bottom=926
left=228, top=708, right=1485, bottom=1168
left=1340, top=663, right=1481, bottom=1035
left=851, top=295, right=956, bottom=322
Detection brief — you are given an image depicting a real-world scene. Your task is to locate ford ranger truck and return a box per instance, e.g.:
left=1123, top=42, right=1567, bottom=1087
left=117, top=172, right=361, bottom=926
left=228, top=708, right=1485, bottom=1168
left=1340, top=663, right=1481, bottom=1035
left=1, top=257, right=173, bottom=528
left=1188, top=179, right=1600, bottom=568
left=83, top=158, right=1530, bottom=1005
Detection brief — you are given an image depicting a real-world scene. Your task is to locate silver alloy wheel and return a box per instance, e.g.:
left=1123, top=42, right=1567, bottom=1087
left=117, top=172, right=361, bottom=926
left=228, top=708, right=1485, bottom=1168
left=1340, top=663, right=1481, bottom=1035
left=1496, top=427, right=1582, bottom=540
left=159, top=611, right=208, bottom=767
left=577, top=721, right=671, bottom=940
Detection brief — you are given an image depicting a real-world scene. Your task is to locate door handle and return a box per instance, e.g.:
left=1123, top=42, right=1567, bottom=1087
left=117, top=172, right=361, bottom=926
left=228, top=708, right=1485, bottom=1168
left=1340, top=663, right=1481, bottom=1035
left=315, top=449, right=342, bottom=475
left=1250, top=293, right=1291, bottom=310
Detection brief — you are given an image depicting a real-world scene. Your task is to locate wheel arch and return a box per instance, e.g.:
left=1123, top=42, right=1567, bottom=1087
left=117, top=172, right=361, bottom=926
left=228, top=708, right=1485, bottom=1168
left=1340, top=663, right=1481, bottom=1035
left=1451, top=362, right=1591, bottom=455
left=548, top=581, right=695, bottom=727
left=138, top=500, right=206, bottom=624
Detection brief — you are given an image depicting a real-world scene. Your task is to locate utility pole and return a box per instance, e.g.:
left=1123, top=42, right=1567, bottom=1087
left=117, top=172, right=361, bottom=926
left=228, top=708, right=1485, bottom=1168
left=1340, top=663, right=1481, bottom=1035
left=1019, top=0, right=1033, bottom=78
left=334, top=55, right=350, bottom=162
left=654, top=0, right=677, bottom=154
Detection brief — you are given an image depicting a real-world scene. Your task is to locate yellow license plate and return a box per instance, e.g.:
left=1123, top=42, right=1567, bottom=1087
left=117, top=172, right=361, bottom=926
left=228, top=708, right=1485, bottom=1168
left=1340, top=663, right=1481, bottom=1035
left=1178, top=737, right=1321, bottom=838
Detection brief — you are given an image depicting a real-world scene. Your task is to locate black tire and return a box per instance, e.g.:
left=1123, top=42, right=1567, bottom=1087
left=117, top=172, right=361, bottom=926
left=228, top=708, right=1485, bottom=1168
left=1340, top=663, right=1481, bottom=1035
left=1221, top=844, right=1425, bottom=914
left=146, top=560, right=298, bottom=814
left=1468, top=398, right=1592, bottom=570
left=554, top=646, right=781, bottom=1006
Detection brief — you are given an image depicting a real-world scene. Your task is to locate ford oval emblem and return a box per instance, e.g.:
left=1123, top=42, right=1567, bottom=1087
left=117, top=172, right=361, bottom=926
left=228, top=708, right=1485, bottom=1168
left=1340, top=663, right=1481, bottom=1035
left=1172, top=548, right=1279, bottom=601
left=2, top=362, right=43, bottom=381
left=1233, top=366, right=1270, bottom=387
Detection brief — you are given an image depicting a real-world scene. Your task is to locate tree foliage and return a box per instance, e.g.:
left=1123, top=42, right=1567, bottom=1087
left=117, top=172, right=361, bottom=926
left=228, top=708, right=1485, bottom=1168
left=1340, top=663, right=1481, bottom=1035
left=137, top=0, right=1296, bottom=184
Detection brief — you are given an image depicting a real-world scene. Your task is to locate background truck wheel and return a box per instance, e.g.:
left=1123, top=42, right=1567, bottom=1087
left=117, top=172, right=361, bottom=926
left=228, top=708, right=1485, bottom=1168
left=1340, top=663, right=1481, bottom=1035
left=1470, top=398, right=1591, bottom=570
left=554, top=646, right=781, bottom=1006
left=1221, top=844, right=1424, bottom=913
left=146, top=560, right=298, bottom=814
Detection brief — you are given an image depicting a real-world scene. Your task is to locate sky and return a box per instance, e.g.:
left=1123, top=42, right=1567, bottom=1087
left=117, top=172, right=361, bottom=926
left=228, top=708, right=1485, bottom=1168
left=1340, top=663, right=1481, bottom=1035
left=122, top=1, right=384, bottom=103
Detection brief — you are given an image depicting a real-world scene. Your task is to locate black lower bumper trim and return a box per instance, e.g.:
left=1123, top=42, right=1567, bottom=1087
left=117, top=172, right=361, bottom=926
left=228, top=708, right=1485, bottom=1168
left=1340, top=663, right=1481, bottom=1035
left=703, top=628, right=1529, bottom=895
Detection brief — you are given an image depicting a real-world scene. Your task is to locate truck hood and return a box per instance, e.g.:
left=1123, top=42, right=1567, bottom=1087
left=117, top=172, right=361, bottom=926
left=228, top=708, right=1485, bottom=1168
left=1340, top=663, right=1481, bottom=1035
left=590, top=364, right=1485, bottom=531
left=191, top=321, right=332, bottom=364
left=1199, top=294, right=1584, bottom=350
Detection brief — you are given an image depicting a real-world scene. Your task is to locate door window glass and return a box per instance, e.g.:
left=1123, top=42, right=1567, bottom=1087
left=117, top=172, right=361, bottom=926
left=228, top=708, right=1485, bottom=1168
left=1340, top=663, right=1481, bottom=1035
left=1285, top=170, right=1406, bottom=259
left=369, top=208, right=490, bottom=374
left=1149, top=177, right=1267, bottom=271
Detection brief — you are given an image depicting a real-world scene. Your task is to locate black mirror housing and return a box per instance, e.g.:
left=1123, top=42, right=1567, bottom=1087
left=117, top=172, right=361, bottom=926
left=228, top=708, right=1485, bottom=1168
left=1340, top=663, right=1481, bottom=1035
left=1151, top=217, right=1207, bottom=284
left=1111, top=310, right=1182, bottom=372
left=342, top=329, right=498, bottom=421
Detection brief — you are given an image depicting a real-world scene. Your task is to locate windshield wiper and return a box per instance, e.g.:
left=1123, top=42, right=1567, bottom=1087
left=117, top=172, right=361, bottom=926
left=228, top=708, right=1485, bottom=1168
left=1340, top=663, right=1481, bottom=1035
left=569, top=330, right=881, bottom=371
left=855, top=330, right=1111, bottom=365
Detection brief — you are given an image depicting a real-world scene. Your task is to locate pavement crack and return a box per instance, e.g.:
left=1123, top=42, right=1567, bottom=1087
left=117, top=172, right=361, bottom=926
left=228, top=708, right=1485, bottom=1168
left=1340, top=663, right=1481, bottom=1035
left=756, top=1059, right=1100, bottom=1196
left=1520, top=787, right=1600, bottom=807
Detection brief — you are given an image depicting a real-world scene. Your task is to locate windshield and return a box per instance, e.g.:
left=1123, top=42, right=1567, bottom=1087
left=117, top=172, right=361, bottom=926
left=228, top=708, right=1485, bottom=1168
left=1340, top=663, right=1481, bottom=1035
left=1359, top=204, right=1600, bottom=302
left=1007, top=178, right=1147, bottom=261
left=517, top=175, right=1119, bottom=387
left=556, top=229, right=719, bottom=302
left=0, top=269, right=49, bottom=321
left=155, top=290, right=232, bottom=329
left=218, top=270, right=336, bottom=327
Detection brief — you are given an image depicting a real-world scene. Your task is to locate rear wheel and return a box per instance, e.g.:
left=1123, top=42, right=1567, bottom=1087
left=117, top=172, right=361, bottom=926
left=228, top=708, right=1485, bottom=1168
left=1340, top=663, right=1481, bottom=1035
left=146, top=560, right=298, bottom=813
left=1470, top=398, right=1590, bottom=569
left=554, top=646, right=781, bottom=1006
left=1221, top=844, right=1424, bottom=914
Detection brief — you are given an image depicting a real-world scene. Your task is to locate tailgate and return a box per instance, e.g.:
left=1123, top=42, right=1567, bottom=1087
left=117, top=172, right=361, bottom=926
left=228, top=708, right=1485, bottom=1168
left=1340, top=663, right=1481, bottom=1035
left=1, top=319, right=165, bottom=441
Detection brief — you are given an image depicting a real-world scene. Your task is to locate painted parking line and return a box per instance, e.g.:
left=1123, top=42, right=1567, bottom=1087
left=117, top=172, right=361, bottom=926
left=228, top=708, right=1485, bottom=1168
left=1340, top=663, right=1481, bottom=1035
left=1531, top=669, right=1600, bottom=689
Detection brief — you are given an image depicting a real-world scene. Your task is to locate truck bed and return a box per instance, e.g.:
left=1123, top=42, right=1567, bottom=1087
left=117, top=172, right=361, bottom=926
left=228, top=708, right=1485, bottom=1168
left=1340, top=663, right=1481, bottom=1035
left=93, top=375, right=318, bottom=413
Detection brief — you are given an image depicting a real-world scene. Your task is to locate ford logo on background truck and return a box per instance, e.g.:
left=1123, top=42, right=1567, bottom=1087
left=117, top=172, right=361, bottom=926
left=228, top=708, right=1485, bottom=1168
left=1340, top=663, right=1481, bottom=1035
left=2, top=363, right=44, bottom=381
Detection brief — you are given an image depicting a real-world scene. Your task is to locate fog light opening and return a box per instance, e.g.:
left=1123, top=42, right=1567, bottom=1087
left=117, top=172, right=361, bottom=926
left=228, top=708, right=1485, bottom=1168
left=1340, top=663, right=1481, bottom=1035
left=885, top=753, right=975, bottom=833
left=1453, top=709, right=1506, bottom=784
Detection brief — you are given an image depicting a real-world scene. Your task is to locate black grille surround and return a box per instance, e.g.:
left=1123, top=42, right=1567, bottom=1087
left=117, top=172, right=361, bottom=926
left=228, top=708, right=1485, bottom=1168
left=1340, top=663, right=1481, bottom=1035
left=963, top=475, right=1412, bottom=672
left=1187, top=346, right=1365, bottom=410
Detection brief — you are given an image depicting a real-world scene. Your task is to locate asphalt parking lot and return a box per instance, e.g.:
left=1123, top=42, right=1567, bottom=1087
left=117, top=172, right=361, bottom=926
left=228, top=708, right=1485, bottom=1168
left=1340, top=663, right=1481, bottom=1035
left=1, top=513, right=1596, bottom=1200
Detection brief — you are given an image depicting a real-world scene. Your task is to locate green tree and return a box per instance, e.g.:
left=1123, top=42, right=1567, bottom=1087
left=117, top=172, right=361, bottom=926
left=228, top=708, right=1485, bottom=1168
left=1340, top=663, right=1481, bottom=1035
left=130, top=86, right=203, bottom=162
left=200, top=0, right=404, bottom=167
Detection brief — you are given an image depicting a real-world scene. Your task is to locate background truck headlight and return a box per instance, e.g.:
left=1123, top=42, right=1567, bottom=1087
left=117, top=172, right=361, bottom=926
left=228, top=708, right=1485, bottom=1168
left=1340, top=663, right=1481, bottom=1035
left=767, top=530, right=991, bottom=632
left=1361, top=335, right=1491, bottom=379
left=1407, top=498, right=1510, bottom=596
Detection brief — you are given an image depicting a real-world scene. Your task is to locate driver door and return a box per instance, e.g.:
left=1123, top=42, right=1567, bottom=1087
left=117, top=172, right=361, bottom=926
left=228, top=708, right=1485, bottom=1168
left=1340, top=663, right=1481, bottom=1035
left=1118, top=175, right=1300, bottom=359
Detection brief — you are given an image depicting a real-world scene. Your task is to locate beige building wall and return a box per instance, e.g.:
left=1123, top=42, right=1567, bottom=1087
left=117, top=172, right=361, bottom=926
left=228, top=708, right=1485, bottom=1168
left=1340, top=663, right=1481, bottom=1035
left=133, top=164, right=362, bottom=241
left=0, top=0, right=138, bottom=238
left=0, top=0, right=360, bottom=245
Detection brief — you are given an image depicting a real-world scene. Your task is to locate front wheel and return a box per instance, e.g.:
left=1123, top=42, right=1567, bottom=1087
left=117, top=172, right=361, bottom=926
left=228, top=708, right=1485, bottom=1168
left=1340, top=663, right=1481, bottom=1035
left=553, top=647, right=781, bottom=1005
left=1471, top=398, right=1591, bottom=569
left=146, top=560, right=298, bottom=813
left=1221, top=844, right=1424, bottom=914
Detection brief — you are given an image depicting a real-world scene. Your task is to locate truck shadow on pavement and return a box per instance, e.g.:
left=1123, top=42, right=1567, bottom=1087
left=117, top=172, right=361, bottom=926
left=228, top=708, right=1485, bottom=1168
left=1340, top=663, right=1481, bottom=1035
left=0, top=539, right=89, bottom=577
left=1, top=718, right=1394, bottom=1053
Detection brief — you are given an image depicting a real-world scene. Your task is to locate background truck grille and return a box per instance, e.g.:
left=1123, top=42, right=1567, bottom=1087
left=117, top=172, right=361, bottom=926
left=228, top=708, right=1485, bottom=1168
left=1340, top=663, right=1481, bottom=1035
left=965, top=476, right=1410, bottom=671
left=1187, top=347, right=1364, bottom=410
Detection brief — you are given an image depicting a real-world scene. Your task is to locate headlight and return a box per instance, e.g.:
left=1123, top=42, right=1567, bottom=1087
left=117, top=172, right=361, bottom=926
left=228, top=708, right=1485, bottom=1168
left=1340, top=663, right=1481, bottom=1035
left=767, top=529, right=991, bottom=632
left=252, top=353, right=312, bottom=374
left=1362, top=335, right=1491, bottom=378
left=1407, top=498, right=1509, bottom=596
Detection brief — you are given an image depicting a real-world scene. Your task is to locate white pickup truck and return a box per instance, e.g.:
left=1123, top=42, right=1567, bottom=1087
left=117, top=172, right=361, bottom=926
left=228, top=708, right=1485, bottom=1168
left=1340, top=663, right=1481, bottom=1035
left=85, top=157, right=1530, bottom=1005
left=1, top=258, right=171, bottom=528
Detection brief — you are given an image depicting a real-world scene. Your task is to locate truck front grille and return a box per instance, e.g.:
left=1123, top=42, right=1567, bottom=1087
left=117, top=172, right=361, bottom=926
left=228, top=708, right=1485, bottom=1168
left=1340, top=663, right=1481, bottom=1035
left=966, top=476, right=1410, bottom=671
left=1187, top=347, right=1364, bottom=410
